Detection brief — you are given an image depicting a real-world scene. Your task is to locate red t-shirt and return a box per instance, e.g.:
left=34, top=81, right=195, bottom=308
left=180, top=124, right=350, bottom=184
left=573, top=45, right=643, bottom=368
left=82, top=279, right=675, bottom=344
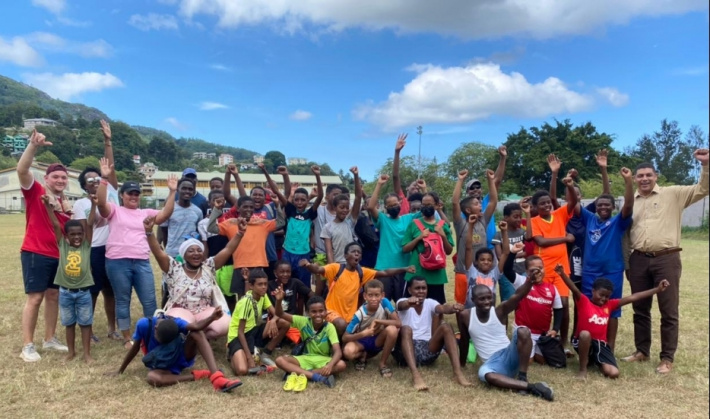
left=398, top=190, right=410, bottom=215
left=521, top=218, right=536, bottom=258
left=574, top=294, right=620, bottom=342
left=21, top=181, right=70, bottom=258
left=514, top=282, right=560, bottom=335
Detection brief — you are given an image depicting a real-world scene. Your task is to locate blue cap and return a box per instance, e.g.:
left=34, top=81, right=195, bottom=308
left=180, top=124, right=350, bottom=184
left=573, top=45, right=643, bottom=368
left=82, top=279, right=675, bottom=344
left=182, top=168, right=197, bottom=177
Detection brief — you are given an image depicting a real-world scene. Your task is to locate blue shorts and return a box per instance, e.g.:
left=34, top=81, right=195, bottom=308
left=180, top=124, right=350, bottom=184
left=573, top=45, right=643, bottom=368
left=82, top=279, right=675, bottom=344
left=21, top=251, right=59, bottom=294
left=582, top=271, right=623, bottom=318
left=358, top=335, right=383, bottom=355
left=59, top=287, right=94, bottom=327
left=477, top=328, right=521, bottom=382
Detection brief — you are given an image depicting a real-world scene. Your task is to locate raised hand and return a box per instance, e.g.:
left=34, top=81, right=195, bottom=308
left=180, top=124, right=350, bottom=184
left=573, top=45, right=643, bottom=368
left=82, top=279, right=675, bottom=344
left=657, top=279, right=670, bottom=292
left=277, top=166, right=288, bottom=175
left=498, top=220, right=508, bottom=231
left=567, top=168, right=578, bottom=179
left=100, top=120, right=112, bottom=141
left=167, top=174, right=178, bottom=191
left=257, top=162, right=266, bottom=172
left=498, top=145, right=507, bottom=157
left=227, top=164, right=238, bottom=175
left=416, top=179, right=426, bottom=189
left=458, top=169, right=469, bottom=181
left=310, top=165, right=320, bottom=175
left=620, top=167, right=632, bottom=180
left=395, top=133, right=408, bottom=151
left=350, top=166, right=359, bottom=176
left=271, top=285, right=285, bottom=301
left=547, top=154, right=561, bottom=173
left=29, top=129, right=52, bottom=147
left=561, top=176, right=574, bottom=187
left=519, top=196, right=532, bottom=213
left=511, top=242, right=525, bottom=254
left=468, top=214, right=478, bottom=224
left=99, top=157, right=113, bottom=178
left=595, top=149, right=608, bottom=168
left=214, top=196, right=225, bottom=210
left=485, top=169, right=495, bottom=180
left=694, top=149, right=709, bottom=165
left=143, top=215, right=156, bottom=232
left=240, top=267, right=250, bottom=281
left=377, top=174, right=390, bottom=185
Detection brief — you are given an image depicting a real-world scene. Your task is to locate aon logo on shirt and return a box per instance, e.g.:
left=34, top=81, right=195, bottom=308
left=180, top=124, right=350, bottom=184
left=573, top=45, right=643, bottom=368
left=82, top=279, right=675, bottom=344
left=588, top=314, right=608, bottom=325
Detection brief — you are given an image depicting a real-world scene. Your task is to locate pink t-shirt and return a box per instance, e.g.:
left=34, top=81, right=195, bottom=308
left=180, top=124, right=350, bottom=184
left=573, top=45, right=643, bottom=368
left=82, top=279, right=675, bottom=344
left=105, top=203, right=159, bottom=260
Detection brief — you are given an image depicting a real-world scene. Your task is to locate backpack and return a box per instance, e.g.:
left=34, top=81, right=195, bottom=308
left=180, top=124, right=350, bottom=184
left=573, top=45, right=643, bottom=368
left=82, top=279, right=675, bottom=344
left=537, top=334, right=567, bottom=368
left=414, top=219, right=447, bottom=270
left=354, top=213, right=379, bottom=250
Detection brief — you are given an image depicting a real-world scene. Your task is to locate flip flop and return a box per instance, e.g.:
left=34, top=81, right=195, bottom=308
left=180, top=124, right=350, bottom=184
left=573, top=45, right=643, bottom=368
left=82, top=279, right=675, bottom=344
left=355, top=360, right=367, bottom=371
left=107, top=331, right=122, bottom=341
left=379, top=366, right=393, bottom=378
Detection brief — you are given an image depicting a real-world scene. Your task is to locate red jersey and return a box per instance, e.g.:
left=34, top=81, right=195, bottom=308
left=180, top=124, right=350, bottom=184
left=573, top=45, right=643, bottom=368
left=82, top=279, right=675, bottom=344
left=21, top=181, right=70, bottom=259
left=575, top=294, right=620, bottom=342
left=514, top=280, right=561, bottom=335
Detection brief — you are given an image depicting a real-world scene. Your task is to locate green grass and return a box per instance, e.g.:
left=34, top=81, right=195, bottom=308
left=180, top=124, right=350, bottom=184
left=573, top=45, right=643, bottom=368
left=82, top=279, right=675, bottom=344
left=0, top=213, right=708, bottom=418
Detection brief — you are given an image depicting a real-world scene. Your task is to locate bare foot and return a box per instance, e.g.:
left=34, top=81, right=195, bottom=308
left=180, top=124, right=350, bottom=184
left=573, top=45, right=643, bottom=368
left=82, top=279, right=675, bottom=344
left=455, top=372, right=473, bottom=387
left=123, top=340, right=133, bottom=350
left=412, top=374, right=429, bottom=392
left=83, top=355, right=95, bottom=364
left=576, top=370, right=588, bottom=380
left=64, top=353, right=75, bottom=362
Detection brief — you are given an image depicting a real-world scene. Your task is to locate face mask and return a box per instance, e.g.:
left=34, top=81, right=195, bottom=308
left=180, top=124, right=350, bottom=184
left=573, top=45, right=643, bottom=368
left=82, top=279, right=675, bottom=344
left=421, top=206, right=435, bottom=217
left=386, top=206, right=400, bottom=217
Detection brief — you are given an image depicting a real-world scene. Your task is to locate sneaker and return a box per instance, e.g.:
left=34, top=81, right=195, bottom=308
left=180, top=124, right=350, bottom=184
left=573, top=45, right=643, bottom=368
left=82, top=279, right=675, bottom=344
left=283, top=373, right=298, bottom=391
left=322, top=374, right=336, bottom=389
left=293, top=374, right=308, bottom=392
left=529, top=382, right=554, bottom=401
left=259, top=352, right=277, bottom=367
left=248, top=365, right=277, bottom=375
left=43, top=337, right=68, bottom=352
left=20, top=343, right=41, bottom=362
left=191, top=369, right=211, bottom=380
left=210, top=371, right=242, bottom=393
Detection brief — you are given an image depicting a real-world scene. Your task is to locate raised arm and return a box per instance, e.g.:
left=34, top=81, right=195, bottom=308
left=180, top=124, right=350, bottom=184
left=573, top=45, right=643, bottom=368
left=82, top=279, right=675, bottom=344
left=547, top=154, right=562, bottom=209
left=392, top=133, right=407, bottom=197
left=374, top=265, right=416, bottom=279
left=272, top=285, right=294, bottom=324
left=259, top=163, right=288, bottom=207
left=482, top=169, right=498, bottom=222
left=620, top=167, right=634, bottom=218
left=493, top=145, right=507, bottom=189
left=279, top=166, right=292, bottom=202
left=154, top=174, right=178, bottom=225
left=596, top=149, right=610, bottom=195
left=17, top=130, right=51, bottom=189
left=85, top=195, right=97, bottom=244
left=464, top=214, right=477, bottom=269
left=41, top=195, right=63, bottom=245
left=349, top=166, right=362, bottom=220
left=554, top=263, right=581, bottom=300
left=310, top=166, right=324, bottom=209
left=451, top=169, right=468, bottom=221
left=214, top=218, right=246, bottom=270
left=496, top=272, right=534, bottom=321
left=496, top=221, right=510, bottom=272
left=368, top=174, right=389, bottom=221
left=299, top=259, right=326, bottom=276
left=223, top=165, right=237, bottom=206
left=619, top=280, right=669, bottom=307
left=562, top=174, right=579, bottom=215
left=100, top=120, right=119, bottom=189
left=520, top=196, right=533, bottom=241
left=97, top=157, right=113, bottom=218
left=144, top=216, right=170, bottom=273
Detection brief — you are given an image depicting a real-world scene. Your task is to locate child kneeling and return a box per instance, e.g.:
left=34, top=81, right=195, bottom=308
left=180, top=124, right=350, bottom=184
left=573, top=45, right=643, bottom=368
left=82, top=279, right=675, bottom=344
left=273, top=291, right=346, bottom=391
left=342, top=280, right=401, bottom=377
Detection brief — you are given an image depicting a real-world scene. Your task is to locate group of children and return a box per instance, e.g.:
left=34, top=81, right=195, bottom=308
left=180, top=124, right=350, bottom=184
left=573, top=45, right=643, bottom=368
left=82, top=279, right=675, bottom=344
left=45, top=132, right=673, bottom=400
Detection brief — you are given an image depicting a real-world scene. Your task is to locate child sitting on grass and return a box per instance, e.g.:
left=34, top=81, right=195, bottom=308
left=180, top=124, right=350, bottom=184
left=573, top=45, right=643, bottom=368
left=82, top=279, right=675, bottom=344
left=267, top=260, right=315, bottom=344
left=110, top=307, right=242, bottom=392
left=554, top=264, right=670, bottom=379
left=227, top=269, right=291, bottom=375
left=342, top=280, right=401, bottom=377
left=44, top=194, right=95, bottom=363
left=273, top=293, right=346, bottom=391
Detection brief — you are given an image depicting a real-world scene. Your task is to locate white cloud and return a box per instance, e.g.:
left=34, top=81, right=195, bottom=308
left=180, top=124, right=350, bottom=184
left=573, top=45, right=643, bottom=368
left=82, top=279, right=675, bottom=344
left=199, top=101, right=228, bottom=110
left=174, top=0, right=707, bottom=39
left=209, top=63, right=231, bottom=71
left=596, top=87, right=630, bottom=107
left=22, top=72, right=124, bottom=100
left=0, top=36, right=44, bottom=67
left=57, top=16, right=92, bottom=27
left=128, top=14, right=179, bottom=31
left=672, top=65, right=709, bottom=76
left=289, top=110, right=312, bottom=121
left=165, top=117, right=188, bottom=131
left=27, top=32, right=113, bottom=58
left=354, top=62, right=626, bottom=130
left=32, top=0, right=65, bottom=15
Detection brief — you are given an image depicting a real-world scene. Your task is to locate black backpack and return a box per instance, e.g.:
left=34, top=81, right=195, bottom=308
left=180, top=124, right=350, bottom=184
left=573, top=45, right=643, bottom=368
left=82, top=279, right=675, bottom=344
left=537, top=334, right=567, bottom=369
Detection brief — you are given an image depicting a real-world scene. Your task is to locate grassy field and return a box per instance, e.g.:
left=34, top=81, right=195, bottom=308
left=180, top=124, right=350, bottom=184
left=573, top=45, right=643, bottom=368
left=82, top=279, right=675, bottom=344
left=0, top=213, right=707, bottom=418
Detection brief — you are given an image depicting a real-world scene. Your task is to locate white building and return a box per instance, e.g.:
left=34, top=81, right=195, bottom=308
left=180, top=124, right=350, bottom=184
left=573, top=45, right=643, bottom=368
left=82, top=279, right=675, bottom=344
left=193, top=152, right=207, bottom=160
left=133, top=155, right=141, bottom=165
left=23, top=118, right=59, bottom=130
left=219, top=153, right=234, bottom=166
left=288, top=157, right=308, bottom=166
left=206, top=152, right=216, bottom=159
left=253, top=154, right=264, bottom=164
left=139, top=162, right=158, bottom=180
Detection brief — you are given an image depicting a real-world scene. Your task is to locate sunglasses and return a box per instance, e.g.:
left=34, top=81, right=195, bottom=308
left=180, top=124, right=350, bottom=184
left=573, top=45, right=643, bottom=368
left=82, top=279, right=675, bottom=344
left=468, top=185, right=482, bottom=190
left=85, top=176, right=102, bottom=184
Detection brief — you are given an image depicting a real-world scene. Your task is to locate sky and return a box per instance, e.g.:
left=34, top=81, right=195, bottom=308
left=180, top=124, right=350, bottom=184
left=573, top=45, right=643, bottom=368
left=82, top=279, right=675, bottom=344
left=0, top=0, right=708, bottom=179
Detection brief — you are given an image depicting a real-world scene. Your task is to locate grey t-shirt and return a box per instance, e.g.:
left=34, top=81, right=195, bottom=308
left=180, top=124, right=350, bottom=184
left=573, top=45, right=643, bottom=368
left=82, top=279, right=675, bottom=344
left=454, top=213, right=491, bottom=274
left=165, top=204, right=203, bottom=257
left=320, top=216, right=357, bottom=263
left=492, top=227, right=526, bottom=274
left=314, top=205, right=337, bottom=255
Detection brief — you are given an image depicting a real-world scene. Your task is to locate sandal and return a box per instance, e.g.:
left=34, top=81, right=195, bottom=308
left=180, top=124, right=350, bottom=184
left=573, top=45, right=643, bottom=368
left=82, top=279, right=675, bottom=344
left=107, top=331, right=122, bottom=341
left=355, top=360, right=367, bottom=372
left=565, top=349, right=576, bottom=359
left=91, top=334, right=100, bottom=344
left=379, top=366, right=393, bottom=378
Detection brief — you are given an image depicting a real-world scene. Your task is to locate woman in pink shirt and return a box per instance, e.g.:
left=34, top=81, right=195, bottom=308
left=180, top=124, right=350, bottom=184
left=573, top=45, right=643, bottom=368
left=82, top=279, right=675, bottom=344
left=97, top=158, right=178, bottom=348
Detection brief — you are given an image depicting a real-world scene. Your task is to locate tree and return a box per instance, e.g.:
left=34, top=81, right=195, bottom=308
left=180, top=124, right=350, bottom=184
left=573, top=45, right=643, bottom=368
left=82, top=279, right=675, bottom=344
left=630, top=119, right=695, bottom=185
left=264, top=151, right=286, bottom=172
left=35, top=150, right=61, bottom=164
left=69, top=156, right=101, bottom=171
left=444, top=141, right=497, bottom=180
left=685, top=125, right=708, bottom=182
left=0, top=155, right=17, bottom=170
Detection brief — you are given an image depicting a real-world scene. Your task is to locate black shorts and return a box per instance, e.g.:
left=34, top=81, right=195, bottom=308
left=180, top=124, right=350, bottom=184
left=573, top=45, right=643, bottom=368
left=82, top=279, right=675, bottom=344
left=404, top=283, right=446, bottom=304
left=574, top=339, right=618, bottom=368
left=379, top=272, right=405, bottom=302
left=21, top=251, right=59, bottom=294
left=89, top=245, right=114, bottom=296
left=227, top=324, right=267, bottom=360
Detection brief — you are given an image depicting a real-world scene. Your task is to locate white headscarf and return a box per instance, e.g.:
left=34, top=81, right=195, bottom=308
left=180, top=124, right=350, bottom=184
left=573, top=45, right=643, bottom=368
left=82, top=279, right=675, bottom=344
left=178, top=238, right=204, bottom=261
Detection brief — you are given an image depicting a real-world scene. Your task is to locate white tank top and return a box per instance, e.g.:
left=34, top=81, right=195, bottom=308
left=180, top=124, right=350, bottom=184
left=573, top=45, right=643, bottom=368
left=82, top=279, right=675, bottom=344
left=468, top=307, right=510, bottom=361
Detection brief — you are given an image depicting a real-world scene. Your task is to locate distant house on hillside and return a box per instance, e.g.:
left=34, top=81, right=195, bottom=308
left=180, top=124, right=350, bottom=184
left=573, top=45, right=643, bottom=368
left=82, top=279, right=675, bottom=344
left=288, top=157, right=308, bottom=165
left=219, top=153, right=234, bottom=166
left=2, top=135, right=28, bottom=155
left=139, top=162, right=158, bottom=180
left=193, top=152, right=207, bottom=159
left=253, top=154, right=264, bottom=164
left=23, top=118, right=59, bottom=130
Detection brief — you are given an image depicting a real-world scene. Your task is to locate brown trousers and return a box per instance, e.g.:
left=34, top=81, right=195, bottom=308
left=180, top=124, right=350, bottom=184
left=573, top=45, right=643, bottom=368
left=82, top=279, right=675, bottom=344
left=627, top=251, right=681, bottom=362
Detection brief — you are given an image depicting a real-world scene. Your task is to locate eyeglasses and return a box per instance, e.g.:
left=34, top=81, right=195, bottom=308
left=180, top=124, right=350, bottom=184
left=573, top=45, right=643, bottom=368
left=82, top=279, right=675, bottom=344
left=85, top=177, right=102, bottom=184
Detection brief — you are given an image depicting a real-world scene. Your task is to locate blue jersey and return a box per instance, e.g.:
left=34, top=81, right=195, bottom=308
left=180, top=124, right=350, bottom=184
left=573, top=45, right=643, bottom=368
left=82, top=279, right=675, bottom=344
left=580, top=208, right=631, bottom=275
left=346, top=299, right=395, bottom=334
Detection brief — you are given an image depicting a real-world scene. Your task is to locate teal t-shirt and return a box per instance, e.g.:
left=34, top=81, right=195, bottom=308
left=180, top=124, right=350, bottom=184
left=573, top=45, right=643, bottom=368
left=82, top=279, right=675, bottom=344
left=291, top=315, right=339, bottom=357
left=401, top=217, right=454, bottom=285
left=374, top=212, right=417, bottom=270
left=54, top=240, right=94, bottom=289
left=283, top=202, right=318, bottom=255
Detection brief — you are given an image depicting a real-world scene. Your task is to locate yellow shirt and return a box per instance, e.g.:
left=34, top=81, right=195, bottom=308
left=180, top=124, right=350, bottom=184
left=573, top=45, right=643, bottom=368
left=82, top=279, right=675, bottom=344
left=629, top=165, right=709, bottom=252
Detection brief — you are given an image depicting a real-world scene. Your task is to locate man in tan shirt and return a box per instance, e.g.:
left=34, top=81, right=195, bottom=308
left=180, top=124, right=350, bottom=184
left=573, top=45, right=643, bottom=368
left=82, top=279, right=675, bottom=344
left=622, top=148, right=709, bottom=374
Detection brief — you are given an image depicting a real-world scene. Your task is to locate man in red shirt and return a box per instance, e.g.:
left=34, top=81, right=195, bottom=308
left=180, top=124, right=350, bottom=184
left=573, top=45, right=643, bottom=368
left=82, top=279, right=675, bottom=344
left=554, top=264, right=669, bottom=379
left=18, top=130, right=72, bottom=362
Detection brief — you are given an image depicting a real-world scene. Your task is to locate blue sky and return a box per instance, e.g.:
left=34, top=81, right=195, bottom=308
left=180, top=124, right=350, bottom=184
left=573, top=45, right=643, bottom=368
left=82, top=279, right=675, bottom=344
left=0, top=0, right=708, bottom=179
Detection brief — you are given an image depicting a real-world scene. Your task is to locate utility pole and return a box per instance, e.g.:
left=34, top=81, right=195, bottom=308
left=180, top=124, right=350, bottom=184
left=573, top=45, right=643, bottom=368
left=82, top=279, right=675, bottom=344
left=416, top=125, right=423, bottom=178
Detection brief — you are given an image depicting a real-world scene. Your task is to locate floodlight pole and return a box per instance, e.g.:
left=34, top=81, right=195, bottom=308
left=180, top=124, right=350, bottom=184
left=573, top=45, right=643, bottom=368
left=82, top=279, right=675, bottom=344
left=416, top=125, right=423, bottom=178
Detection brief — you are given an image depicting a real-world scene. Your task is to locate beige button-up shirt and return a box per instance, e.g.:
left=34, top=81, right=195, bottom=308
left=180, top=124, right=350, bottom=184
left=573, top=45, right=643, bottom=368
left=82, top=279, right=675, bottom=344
left=629, top=165, right=709, bottom=252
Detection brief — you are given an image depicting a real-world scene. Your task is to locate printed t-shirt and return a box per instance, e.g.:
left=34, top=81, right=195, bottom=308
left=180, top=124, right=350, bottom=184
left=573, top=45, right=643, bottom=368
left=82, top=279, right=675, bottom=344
left=492, top=227, right=526, bottom=274
left=21, top=180, right=70, bottom=258
left=105, top=203, right=160, bottom=260
left=510, top=274, right=562, bottom=335
left=283, top=202, right=318, bottom=255
left=396, top=298, right=439, bottom=341
left=322, top=263, right=376, bottom=322
left=346, top=299, right=396, bottom=333
left=72, top=183, right=119, bottom=247
left=267, top=278, right=312, bottom=315
left=464, top=265, right=500, bottom=308
left=291, top=315, right=339, bottom=357
left=453, top=214, right=490, bottom=274
left=164, top=204, right=203, bottom=257
left=374, top=212, right=417, bottom=270
left=574, top=294, right=620, bottom=342
left=54, top=240, right=94, bottom=289
left=218, top=217, right=276, bottom=268
left=566, top=202, right=597, bottom=254
left=402, top=218, right=454, bottom=285
left=228, top=291, right=272, bottom=342
left=531, top=206, right=574, bottom=276
left=580, top=208, right=631, bottom=275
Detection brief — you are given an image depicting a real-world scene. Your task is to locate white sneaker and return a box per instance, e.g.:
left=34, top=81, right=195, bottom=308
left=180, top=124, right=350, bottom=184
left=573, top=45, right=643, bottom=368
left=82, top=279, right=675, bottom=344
left=42, top=336, right=69, bottom=352
left=259, top=351, right=277, bottom=367
left=20, top=343, right=41, bottom=362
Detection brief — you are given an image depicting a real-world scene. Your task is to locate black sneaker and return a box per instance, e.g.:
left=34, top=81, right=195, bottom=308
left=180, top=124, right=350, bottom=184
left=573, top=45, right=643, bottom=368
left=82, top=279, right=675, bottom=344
left=322, top=375, right=336, bottom=388
left=529, top=382, right=554, bottom=401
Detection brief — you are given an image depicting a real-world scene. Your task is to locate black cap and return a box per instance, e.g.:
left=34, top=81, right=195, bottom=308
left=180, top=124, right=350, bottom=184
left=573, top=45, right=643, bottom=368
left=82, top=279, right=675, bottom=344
left=120, top=181, right=141, bottom=194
